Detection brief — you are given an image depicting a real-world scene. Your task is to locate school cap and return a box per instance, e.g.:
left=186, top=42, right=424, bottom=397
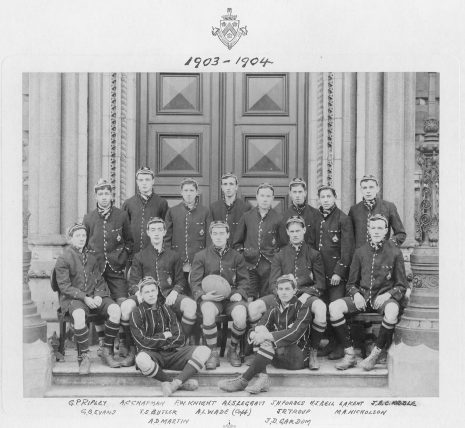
left=360, top=174, right=379, bottom=185
left=221, top=172, right=238, bottom=183
left=317, top=184, right=337, bottom=197
left=209, top=220, right=230, bottom=234
left=138, top=276, right=160, bottom=291
left=94, top=178, right=112, bottom=193
left=285, top=215, right=306, bottom=229
left=289, top=177, right=307, bottom=190
left=256, top=182, right=274, bottom=194
left=136, top=166, right=155, bottom=179
left=146, top=217, right=166, bottom=229
left=67, top=222, right=87, bottom=237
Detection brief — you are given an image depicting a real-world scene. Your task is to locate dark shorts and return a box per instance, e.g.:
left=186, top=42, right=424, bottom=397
left=68, top=296, right=116, bottom=318
left=103, top=265, right=128, bottom=300
left=140, top=345, right=196, bottom=371
left=200, top=299, right=247, bottom=317
left=324, top=279, right=346, bottom=303
left=272, top=344, right=307, bottom=370
left=342, top=296, right=401, bottom=316
left=248, top=257, right=272, bottom=298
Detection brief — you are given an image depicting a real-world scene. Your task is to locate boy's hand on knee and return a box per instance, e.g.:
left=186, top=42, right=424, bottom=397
left=84, top=296, right=97, bottom=309
left=166, top=290, right=178, bottom=305
left=93, top=296, right=102, bottom=307
left=330, top=274, right=341, bottom=286
left=374, top=292, right=390, bottom=309
left=353, top=293, right=366, bottom=310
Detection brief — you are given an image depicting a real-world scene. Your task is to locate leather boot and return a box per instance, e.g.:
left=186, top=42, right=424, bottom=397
left=335, top=349, right=357, bottom=370
left=308, top=348, right=320, bottom=370
left=218, top=376, right=248, bottom=392
left=245, top=373, right=271, bottom=394
left=205, top=349, right=220, bottom=370
left=360, top=346, right=382, bottom=371
left=120, top=345, right=136, bottom=367
left=227, top=345, right=242, bottom=367
left=101, top=346, right=121, bottom=368
left=79, top=352, right=91, bottom=375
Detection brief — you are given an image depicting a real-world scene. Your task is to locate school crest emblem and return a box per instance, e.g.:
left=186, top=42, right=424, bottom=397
left=199, top=229, right=205, bottom=236
left=332, top=234, right=339, bottom=243
left=116, top=234, right=121, bottom=242
left=212, top=8, right=248, bottom=50
left=167, top=277, right=172, bottom=285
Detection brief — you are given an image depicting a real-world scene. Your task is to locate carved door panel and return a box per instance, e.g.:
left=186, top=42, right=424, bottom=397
left=223, top=73, right=306, bottom=213
left=139, top=73, right=220, bottom=207
left=139, top=72, right=306, bottom=211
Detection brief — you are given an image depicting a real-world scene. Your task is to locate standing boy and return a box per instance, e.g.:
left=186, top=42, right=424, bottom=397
left=129, top=217, right=197, bottom=337
left=164, top=178, right=209, bottom=283
left=278, top=178, right=320, bottom=248
left=208, top=173, right=252, bottom=246
left=122, top=167, right=168, bottom=256
left=218, top=274, right=313, bottom=394
left=83, top=178, right=135, bottom=366
left=348, top=175, right=406, bottom=249
left=54, top=223, right=122, bottom=372
left=190, top=221, right=250, bottom=369
left=328, top=214, right=408, bottom=370
left=233, top=183, right=282, bottom=300
left=315, top=185, right=354, bottom=359
left=130, top=277, right=211, bottom=396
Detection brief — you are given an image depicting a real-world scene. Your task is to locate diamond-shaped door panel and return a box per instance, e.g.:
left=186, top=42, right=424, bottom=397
left=159, top=75, right=201, bottom=113
left=158, top=135, right=200, bottom=175
left=246, top=75, right=287, bottom=114
left=244, top=136, right=288, bottom=176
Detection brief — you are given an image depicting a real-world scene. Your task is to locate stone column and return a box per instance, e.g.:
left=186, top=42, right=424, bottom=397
left=355, top=73, right=366, bottom=202
left=390, top=72, right=439, bottom=396
left=307, top=73, right=324, bottom=207
left=402, top=73, right=418, bottom=248
left=28, top=73, right=67, bottom=279
left=125, top=73, right=138, bottom=198
left=88, top=73, right=104, bottom=211
left=383, top=73, right=405, bottom=218
left=341, top=73, right=357, bottom=212
left=23, top=74, right=47, bottom=344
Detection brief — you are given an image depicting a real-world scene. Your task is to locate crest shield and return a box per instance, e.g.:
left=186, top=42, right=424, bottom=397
left=212, top=8, right=247, bottom=50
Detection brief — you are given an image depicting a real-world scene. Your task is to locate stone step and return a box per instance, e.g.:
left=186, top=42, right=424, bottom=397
left=51, top=345, right=388, bottom=391
left=45, top=384, right=393, bottom=398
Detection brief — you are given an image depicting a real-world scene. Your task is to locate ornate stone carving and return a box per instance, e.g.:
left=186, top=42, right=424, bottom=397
left=316, top=73, right=324, bottom=188
left=412, top=274, right=439, bottom=289
left=109, top=72, right=128, bottom=206
left=424, top=118, right=439, bottom=134
left=327, top=72, right=334, bottom=186
left=414, top=121, right=439, bottom=247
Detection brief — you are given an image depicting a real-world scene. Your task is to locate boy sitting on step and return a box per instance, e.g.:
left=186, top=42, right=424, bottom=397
left=218, top=274, right=313, bottom=394
left=129, top=277, right=211, bottom=396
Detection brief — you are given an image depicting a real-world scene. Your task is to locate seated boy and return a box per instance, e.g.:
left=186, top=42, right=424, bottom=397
left=329, top=214, right=408, bottom=370
left=128, top=217, right=197, bottom=337
left=190, top=221, right=249, bottom=369
left=54, top=223, right=122, bottom=374
left=129, top=277, right=211, bottom=396
left=218, top=274, right=313, bottom=394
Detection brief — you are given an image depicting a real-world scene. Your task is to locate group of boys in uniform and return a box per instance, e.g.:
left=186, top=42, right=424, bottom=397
left=54, top=166, right=408, bottom=396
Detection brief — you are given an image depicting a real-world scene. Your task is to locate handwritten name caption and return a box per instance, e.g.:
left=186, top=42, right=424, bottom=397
left=67, top=399, right=117, bottom=416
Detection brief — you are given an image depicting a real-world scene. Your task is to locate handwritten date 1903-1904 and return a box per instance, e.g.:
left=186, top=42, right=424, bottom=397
left=185, top=56, right=273, bottom=68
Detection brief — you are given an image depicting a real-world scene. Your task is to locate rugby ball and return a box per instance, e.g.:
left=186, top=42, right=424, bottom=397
left=201, top=274, right=232, bottom=299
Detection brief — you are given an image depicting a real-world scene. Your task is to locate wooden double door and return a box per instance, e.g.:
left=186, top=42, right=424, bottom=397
left=138, top=72, right=307, bottom=212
